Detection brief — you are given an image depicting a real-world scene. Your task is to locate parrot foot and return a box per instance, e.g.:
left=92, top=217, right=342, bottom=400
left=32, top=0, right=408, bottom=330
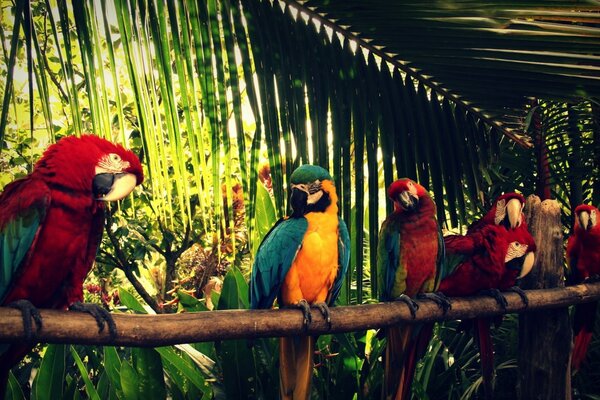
left=394, top=294, right=419, bottom=319
left=313, top=302, right=332, bottom=330
left=290, top=299, right=312, bottom=330
left=479, top=288, right=508, bottom=310
left=7, top=299, right=43, bottom=342
left=418, top=292, right=452, bottom=314
left=507, top=286, right=529, bottom=307
left=69, top=302, right=117, bottom=339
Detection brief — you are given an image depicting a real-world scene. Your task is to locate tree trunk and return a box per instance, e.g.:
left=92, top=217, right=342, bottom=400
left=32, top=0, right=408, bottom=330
left=518, top=196, right=572, bottom=400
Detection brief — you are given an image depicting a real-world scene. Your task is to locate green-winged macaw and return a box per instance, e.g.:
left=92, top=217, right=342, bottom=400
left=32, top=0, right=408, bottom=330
left=439, top=192, right=535, bottom=400
left=250, top=164, right=350, bottom=400
left=566, top=204, right=600, bottom=372
left=377, top=178, right=448, bottom=400
left=0, top=135, right=143, bottom=397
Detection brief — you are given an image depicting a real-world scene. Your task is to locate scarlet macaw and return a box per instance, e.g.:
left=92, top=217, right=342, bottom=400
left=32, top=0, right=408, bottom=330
left=566, top=204, right=600, bottom=371
left=439, top=195, right=536, bottom=400
left=0, top=135, right=143, bottom=396
left=377, top=178, right=448, bottom=400
left=250, top=164, right=350, bottom=400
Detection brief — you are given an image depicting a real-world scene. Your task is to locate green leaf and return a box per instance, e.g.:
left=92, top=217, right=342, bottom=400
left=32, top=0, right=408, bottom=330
left=156, top=347, right=208, bottom=394
left=102, top=347, right=123, bottom=395
left=31, top=344, right=65, bottom=400
left=70, top=346, right=101, bottom=400
left=252, top=181, right=277, bottom=255
left=132, top=348, right=166, bottom=400
left=6, top=371, right=25, bottom=400
left=120, top=360, right=140, bottom=400
left=118, top=287, right=148, bottom=313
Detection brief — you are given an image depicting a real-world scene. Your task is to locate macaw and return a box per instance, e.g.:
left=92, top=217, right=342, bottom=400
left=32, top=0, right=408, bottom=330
left=566, top=204, right=600, bottom=371
left=438, top=210, right=536, bottom=400
left=250, top=164, right=350, bottom=400
left=377, top=178, right=448, bottom=400
left=0, top=135, right=143, bottom=397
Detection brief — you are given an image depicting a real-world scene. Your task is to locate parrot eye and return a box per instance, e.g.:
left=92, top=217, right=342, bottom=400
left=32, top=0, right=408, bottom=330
left=97, top=152, right=130, bottom=174
left=307, top=181, right=322, bottom=194
left=110, top=153, right=122, bottom=162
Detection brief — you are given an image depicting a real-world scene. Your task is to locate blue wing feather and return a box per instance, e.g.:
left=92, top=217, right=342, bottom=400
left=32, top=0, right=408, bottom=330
left=377, top=220, right=400, bottom=301
left=328, top=217, right=350, bottom=305
left=0, top=178, right=50, bottom=302
left=250, top=217, right=308, bottom=309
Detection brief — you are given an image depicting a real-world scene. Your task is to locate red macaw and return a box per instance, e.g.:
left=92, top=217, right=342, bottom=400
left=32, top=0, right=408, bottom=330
left=566, top=204, right=600, bottom=371
left=250, top=164, right=350, bottom=400
left=377, top=178, right=448, bottom=400
left=0, top=135, right=143, bottom=397
left=438, top=194, right=536, bottom=400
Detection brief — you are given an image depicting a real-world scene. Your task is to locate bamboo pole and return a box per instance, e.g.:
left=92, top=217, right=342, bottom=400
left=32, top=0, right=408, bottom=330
left=519, top=196, right=572, bottom=400
left=0, top=282, right=598, bottom=347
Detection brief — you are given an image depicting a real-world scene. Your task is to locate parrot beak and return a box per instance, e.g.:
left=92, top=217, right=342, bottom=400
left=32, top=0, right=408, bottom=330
left=290, top=187, right=308, bottom=218
left=578, top=211, right=591, bottom=231
left=517, top=251, right=535, bottom=279
left=505, top=198, right=523, bottom=229
left=93, top=172, right=138, bottom=201
left=397, top=191, right=418, bottom=211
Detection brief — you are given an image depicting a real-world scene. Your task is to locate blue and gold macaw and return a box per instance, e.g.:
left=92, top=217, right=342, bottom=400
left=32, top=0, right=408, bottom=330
left=250, top=164, right=350, bottom=400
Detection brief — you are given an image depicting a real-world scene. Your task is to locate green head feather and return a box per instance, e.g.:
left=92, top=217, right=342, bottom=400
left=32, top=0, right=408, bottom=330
left=290, top=164, right=332, bottom=184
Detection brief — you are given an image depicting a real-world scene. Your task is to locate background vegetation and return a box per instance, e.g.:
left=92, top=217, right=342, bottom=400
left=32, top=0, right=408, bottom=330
left=1, top=0, right=599, bottom=398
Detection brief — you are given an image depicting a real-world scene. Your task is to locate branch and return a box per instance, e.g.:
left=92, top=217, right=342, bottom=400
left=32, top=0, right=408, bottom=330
left=104, top=209, right=161, bottom=313
left=0, top=283, right=598, bottom=347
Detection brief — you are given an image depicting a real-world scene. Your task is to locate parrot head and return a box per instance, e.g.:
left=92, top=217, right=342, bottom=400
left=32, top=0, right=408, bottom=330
left=387, top=178, right=428, bottom=213
left=488, top=192, right=526, bottom=230
left=504, top=227, right=536, bottom=279
left=34, top=135, right=144, bottom=202
left=288, top=164, right=336, bottom=217
left=573, top=204, right=599, bottom=232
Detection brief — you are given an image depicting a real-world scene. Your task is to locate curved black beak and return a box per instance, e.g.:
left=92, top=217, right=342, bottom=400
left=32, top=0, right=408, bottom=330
left=290, top=187, right=308, bottom=218
left=93, top=173, right=117, bottom=198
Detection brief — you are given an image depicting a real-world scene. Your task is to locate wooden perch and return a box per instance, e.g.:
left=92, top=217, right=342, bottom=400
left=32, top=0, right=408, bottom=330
left=0, top=282, right=599, bottom=347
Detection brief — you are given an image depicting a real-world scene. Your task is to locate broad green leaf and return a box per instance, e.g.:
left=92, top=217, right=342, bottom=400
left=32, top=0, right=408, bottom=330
left=119, top=360, right=139, bottom=400
left=6, top=371, right=25, bottom=400
left=118, top=287, right=148, bottom=313
left=132, top=348, right=166, bottom=400
left=156, top=347, right=208, bottom=394
left=31, top=344, right=65, bottom=400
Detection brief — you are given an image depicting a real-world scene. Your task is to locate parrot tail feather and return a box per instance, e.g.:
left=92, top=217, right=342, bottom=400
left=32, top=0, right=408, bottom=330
left=475, top=318, right=495, bottom=400
left=572, top=301, right=598, bottom=371
left=280, top=336, right=314, bottom=400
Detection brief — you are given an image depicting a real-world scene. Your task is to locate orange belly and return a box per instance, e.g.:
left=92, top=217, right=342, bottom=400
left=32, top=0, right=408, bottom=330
left=281, top=212, right=339, bottom=306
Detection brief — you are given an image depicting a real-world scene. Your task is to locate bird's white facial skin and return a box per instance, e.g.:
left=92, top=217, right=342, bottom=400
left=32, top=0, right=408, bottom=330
left=292, top=180, right=323, bottom=205
left=577, top=210, right=596, bottom=231
left=505, top=241, right=535, bottom=278
left=95, top=153, right=137, bottom=201
left=495, top=198, right=523, bottom=228
left=96, top=153, right=130, bottom=174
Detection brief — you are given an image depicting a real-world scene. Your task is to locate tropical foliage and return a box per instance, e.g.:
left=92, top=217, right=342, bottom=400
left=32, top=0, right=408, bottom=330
left=1, top=0, right=599, bottom=398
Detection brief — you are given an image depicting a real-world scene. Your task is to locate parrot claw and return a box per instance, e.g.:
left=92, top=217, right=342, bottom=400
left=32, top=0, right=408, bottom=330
left=313, top=302, right=332, bottom=330
left=507, top=286, right=529, bottom=307
left=292, top=299, right=312, bottom=330
left=418, top=291, right=452, bottom=314
left=69, top=302, right=117, bottom=339
left=7, top=299, right=43, bottom=342
left=479, top=288, right=508, bottom=310
left=394, top=294, right=419, bottom=319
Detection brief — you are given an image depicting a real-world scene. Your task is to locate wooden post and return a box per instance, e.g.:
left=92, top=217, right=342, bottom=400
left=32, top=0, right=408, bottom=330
left=518, top=196, right=572, bottom=400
